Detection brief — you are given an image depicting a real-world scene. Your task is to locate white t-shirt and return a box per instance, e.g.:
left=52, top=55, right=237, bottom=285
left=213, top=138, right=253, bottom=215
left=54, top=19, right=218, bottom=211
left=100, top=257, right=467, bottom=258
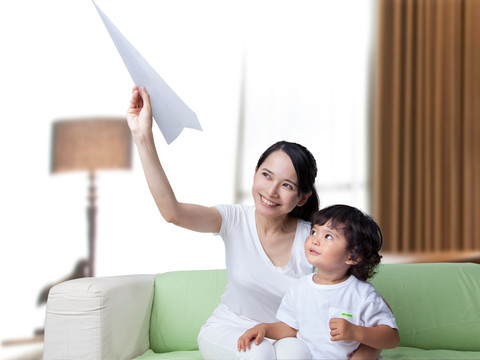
left=213, top=204, right=314, bottom=323
left=277, top=274, right=398, bottom=359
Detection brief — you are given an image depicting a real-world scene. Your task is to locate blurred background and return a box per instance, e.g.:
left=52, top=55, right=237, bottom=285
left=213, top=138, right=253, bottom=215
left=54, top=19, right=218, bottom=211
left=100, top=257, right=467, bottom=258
left=1, top=0, right=479, bottom=358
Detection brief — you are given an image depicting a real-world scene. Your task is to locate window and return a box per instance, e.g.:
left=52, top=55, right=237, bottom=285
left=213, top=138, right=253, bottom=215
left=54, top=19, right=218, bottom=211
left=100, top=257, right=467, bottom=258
left=236, top=0, right=375, bottom=212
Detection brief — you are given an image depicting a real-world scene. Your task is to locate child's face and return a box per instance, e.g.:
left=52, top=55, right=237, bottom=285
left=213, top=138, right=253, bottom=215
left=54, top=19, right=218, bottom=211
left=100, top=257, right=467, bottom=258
left=305, top=221, right=354, bottom=275
left=251, top=150, right=310, bottom=218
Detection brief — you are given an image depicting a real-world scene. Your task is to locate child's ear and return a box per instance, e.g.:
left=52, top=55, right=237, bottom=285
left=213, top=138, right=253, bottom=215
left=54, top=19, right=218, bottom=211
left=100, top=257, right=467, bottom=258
left=346, top=254, right=361, bottom=265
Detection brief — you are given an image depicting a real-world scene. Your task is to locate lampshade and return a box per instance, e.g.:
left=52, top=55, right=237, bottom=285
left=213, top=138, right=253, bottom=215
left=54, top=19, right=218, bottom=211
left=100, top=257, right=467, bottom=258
left=51, top=117, right=131, bottom=173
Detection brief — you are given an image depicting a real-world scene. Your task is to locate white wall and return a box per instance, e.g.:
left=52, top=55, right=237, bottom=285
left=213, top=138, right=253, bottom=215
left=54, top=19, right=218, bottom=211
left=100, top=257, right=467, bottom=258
left=0, top=0, right=241, bottom=345
left=0, top=0, right=373, bottom=351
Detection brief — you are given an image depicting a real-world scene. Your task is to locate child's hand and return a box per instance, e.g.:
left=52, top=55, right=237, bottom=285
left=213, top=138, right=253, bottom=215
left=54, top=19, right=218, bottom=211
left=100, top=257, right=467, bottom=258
left=237, top=324, right=267, bottom=352
left=329, top=318, right=356, bottom=342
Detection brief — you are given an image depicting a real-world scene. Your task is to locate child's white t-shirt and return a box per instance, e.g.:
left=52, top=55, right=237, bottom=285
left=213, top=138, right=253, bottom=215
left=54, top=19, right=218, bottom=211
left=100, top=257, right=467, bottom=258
left=214, top=204, right=314, bottom=323
left=277, top=274, right=398, bottom=359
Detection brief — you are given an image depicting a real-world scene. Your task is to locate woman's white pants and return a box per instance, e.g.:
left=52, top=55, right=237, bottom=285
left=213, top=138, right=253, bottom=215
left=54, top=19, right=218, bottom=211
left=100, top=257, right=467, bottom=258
left=198, top=323, right=312, bottom=360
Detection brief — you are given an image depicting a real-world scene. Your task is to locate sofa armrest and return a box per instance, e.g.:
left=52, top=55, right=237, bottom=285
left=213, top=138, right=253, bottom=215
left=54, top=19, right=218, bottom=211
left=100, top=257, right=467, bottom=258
left=43, top=274, right=155, bottom=360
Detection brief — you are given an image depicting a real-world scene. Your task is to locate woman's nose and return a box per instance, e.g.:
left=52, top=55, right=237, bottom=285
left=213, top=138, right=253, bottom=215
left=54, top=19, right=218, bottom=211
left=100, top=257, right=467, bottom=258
left=266, top=182, right=279, bottom=196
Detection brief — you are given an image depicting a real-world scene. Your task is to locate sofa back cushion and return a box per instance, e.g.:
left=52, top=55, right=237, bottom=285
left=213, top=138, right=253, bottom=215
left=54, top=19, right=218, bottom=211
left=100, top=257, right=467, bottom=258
left=149, top=269, right=227, bottom=353
left=371, top=262, right=480, bottom=351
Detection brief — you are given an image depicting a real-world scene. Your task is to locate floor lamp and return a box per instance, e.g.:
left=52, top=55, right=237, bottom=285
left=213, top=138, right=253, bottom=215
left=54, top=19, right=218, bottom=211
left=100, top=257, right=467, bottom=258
left=50, top=117, right=132, bottom=277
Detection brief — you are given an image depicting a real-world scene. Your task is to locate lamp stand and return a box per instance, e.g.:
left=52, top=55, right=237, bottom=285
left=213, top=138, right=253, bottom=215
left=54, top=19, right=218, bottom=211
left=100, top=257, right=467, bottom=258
left=87, top=170, right=97, bottom=277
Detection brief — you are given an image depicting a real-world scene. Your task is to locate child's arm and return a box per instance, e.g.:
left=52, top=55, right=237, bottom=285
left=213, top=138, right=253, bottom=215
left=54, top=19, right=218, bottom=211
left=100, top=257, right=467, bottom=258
left=349, top=344, right=381, bottom=360
left=237, top=322, right=297, bottom=351
left=329, top=318, right=400, bottom=350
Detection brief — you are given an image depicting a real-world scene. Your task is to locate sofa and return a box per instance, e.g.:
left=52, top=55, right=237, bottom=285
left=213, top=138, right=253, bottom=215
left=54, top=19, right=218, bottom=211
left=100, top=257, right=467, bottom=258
left=43, top=263, right=480, bottom=359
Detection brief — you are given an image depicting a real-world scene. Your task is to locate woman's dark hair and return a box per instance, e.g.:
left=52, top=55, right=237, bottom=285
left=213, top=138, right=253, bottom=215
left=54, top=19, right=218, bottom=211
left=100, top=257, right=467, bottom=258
left=256, top=140, right=319, bottom=221
left=310, top=204, right=383, bottom=281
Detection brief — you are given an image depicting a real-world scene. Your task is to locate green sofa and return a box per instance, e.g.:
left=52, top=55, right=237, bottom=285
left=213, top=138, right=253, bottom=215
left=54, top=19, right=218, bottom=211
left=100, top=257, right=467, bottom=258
left=44, top=263, right=480, bottom=359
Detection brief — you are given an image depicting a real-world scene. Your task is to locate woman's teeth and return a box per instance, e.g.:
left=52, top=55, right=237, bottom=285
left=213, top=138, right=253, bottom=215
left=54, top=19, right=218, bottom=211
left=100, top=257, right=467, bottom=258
left=262, top=196, right=278, bottom=206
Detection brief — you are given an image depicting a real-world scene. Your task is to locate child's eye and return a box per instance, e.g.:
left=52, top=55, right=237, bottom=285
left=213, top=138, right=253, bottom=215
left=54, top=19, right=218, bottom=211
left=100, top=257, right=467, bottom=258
left=325, top=234, right=333, bottom=240
left=310, top=230, right=317, bottom=236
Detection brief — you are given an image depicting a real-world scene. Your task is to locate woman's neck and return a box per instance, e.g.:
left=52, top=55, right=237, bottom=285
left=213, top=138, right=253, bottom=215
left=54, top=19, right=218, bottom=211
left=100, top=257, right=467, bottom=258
left=254, top=211, right=297, bottom=267
left=254, top=211, right=296, bottom=236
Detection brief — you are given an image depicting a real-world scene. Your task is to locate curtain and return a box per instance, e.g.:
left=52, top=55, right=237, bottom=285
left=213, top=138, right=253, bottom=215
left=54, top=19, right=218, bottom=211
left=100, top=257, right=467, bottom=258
left=373, top=0, right=480, bottom=253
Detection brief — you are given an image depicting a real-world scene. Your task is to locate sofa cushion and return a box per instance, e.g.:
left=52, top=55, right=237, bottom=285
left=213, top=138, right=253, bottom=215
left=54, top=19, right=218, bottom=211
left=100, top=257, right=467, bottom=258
left=370, top=263, right=480, bottom=351
left=382, top=346, right=480, bottom=359
left=134, top=349, right=202, bottom=359
left=149, top=269, right=227, bottom=353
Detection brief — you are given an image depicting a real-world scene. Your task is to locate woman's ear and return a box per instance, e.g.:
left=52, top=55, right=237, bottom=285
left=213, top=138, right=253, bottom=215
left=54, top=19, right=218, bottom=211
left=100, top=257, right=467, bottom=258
left=297, top=192, right=312, bottom=207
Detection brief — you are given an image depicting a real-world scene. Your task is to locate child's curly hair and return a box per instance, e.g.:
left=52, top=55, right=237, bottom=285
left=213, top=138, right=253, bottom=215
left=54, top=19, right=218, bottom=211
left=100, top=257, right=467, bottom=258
left=310, top=205, right=383, bottom=281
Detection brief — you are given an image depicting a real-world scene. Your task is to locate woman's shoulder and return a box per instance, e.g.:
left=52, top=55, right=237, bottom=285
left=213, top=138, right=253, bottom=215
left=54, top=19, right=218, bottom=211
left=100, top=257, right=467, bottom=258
left=215, top=204, right=255, bottom=233
left=297, top=217, right=311, bottom=227
left=215, top=203, right=253, bottom=213
left=295, top=217, right=311, bottom=235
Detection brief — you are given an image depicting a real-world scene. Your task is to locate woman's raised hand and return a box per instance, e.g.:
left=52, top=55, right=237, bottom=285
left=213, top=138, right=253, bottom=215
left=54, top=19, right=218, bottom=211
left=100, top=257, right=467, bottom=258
left=126, top=85, right=222, bottom=234
left=127, top=85, right=153, bottom=138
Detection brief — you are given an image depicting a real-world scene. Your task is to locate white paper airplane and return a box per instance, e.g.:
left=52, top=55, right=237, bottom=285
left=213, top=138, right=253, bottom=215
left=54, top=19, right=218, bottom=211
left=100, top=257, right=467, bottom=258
left=93, top=1, right=202, bottom=144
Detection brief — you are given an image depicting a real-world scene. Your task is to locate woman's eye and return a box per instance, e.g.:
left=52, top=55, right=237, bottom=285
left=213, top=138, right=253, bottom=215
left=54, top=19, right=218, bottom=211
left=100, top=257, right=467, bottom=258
left=262, top=172, right=271, bottom=179
left=283, top=183, right=293, bottom=190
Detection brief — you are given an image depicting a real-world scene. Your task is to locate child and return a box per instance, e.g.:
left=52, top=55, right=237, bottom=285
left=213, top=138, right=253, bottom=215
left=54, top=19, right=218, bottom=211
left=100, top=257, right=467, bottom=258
left=237, top=204, right=400, bottom=359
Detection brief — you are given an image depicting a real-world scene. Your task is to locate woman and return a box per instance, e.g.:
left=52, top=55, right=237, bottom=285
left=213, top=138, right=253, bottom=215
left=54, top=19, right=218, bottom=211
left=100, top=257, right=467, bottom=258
left=127, top=85, right=380, bottom=359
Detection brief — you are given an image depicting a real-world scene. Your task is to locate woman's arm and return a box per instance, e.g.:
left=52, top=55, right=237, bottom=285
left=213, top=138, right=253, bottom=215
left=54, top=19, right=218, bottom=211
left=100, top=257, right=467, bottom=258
left=329, top=318, right=400, bottom=350
left=237, top=322, right=297, bottom=352
left=127, top=86, right=222, bottom=233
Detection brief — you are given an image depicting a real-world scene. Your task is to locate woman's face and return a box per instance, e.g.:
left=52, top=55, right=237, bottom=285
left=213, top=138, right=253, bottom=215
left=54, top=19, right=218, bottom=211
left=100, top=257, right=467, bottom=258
left=252, top=150, right=309, bottom=218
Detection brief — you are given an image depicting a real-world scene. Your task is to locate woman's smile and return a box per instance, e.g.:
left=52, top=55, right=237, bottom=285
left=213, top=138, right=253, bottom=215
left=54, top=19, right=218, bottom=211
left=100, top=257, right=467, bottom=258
left=260, top=195, right=280, bottom=207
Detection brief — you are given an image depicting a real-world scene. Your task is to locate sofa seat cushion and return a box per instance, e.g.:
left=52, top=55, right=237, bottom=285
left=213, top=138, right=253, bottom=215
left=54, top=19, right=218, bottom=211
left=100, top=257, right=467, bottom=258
left=133, top=346, right=480, bottom=359
left=382, top=346, right=480, bottom=359
left=134, top=349, right=202, bottom=359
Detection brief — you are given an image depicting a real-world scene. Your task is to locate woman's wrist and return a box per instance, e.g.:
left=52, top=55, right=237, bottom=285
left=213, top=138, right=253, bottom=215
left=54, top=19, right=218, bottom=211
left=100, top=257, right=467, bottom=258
left=133, top=131, right=158, bottom=158
left=132, top=129, right=154, bottom=146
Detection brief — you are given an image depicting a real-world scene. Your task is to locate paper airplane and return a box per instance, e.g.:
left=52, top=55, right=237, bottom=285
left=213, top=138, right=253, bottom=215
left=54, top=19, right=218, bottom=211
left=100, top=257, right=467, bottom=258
left=93, top=1, right=202, bottom=144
